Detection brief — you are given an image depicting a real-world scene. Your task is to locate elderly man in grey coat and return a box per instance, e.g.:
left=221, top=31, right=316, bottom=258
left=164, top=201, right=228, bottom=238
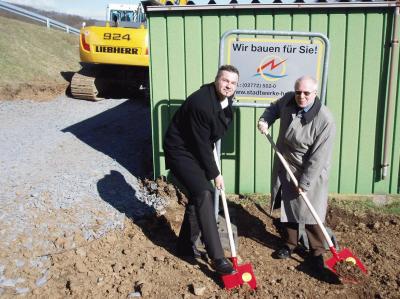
left=257, top=75, right=336, bottom=270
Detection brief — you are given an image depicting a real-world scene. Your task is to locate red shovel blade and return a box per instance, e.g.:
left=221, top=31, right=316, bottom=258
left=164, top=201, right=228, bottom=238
left=325, top=247, right=367, bottom=283
left=222, top=258, right=257, bottom=290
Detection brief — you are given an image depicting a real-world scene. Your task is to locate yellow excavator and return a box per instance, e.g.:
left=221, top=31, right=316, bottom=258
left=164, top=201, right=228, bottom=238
left=71, top=1, right=186, bottom=101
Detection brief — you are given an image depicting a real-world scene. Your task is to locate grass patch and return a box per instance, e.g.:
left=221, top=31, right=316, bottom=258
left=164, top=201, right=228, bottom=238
left=329, top=196, right=400, bottom=216
left=328, top=194, right=400, bottom=216
left=0, top=15, right=80, bottom=87
left=228, top=193, right=270, bottom=207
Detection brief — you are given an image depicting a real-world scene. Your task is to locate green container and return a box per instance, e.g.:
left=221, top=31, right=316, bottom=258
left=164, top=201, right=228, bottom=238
left=147, top=3, right=400, bottom=195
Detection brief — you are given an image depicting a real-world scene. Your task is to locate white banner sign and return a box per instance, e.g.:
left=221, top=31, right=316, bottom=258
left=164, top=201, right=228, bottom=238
left=227, top=38, right=324, bottom=101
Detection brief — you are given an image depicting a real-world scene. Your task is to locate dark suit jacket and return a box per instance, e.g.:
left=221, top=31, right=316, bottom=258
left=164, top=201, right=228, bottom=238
left=163, top=83, right=234, bottom=195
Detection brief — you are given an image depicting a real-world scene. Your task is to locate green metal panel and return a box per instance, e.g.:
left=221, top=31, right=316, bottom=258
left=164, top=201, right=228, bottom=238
left=220, top=13, right=238, bottom=192
left=167, top=14, right=186, bottom=101
left=184, top=13, right=203, bottom=96
left=357, top=13, right=385, bottom=193
left=389, top=13, right=400, bottom=194
left=149, top=14, right=169, bottom=178
left=237, top=12, right=256, bottom=194
left=292, top=12, right=310, bottom=34
left=310, top=13, right=328, bottom=37
left=339, top=13, right=365, bottom=193
left=325, top=12, right=346, bottom=192
left=148, top=5, right=400, bottom=195
left=202, top=12, right=220, bottom=82
left=274, top=11, right=292, bottom=32
left=254, top=14, right=274, bottom=194
left=374, top=12, right=392, bottom=194
left=391, top=54, right=400, bottom=194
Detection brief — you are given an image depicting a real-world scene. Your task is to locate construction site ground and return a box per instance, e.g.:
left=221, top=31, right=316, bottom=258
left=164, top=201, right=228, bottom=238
left=0, top=90, right=399, bottom=298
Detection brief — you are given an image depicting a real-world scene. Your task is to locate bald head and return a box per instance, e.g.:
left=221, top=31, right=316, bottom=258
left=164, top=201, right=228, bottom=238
left=294, top=76, right=318, bottom=91
left=294, top=76, right=318, bottom=108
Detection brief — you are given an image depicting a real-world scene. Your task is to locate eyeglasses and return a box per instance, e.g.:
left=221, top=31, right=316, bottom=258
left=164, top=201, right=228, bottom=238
left=295, top=90, right=315, bottom=96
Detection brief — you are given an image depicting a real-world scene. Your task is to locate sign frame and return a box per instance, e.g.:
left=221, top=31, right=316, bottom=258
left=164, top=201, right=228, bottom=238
left=219, top=29, right=330, bottom=105
left=227, top=37, right=325, bottom=102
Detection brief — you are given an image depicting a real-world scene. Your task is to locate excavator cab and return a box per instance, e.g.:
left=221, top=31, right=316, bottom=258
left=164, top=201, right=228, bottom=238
left=107, top=3, right=146, bottom=28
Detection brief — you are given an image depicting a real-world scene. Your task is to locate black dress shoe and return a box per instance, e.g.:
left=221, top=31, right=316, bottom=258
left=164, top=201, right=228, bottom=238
left=212, top=258, right=236, bottom=275
left=276, top=246, right=293, bottom=259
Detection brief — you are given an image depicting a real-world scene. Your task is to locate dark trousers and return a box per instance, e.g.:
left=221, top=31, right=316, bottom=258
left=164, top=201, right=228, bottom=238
left=177, top=190, right=224, bottom=260
left=284, top=222, right=326, bottom=256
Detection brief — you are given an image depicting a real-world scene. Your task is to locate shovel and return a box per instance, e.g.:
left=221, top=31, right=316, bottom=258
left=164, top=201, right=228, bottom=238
left=213, top=148, right=257, bottom=289
left=219, top=188, right=257, bottom=289
left=264, top=132, right=367, bottom=279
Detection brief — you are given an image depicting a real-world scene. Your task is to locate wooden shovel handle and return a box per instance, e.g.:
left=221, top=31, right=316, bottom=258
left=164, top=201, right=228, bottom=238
left=264, top=133, right=336, bottom=251
left=213, top=147, right=237, bottom=258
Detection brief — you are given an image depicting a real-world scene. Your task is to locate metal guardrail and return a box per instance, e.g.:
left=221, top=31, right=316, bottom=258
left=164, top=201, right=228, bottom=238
left=0, top=0, right=80, bottom=35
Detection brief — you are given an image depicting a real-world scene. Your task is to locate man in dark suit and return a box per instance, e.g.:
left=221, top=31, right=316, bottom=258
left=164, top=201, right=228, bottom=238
left=163, top=65, right=239, bottom=275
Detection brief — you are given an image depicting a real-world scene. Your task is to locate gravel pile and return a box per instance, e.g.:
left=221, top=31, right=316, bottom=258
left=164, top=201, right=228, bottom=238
left=0, top=96, right=166, bottom=294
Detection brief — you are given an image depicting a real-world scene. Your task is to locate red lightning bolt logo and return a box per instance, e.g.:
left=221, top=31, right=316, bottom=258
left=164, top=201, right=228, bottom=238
left=257, top=58, right=287, bottom=73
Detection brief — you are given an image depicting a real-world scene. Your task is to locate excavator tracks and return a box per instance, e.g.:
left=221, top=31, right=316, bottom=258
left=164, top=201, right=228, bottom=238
left=70, top=72, right=102, bottom=101
left=69, top=64, right=149, bottom=101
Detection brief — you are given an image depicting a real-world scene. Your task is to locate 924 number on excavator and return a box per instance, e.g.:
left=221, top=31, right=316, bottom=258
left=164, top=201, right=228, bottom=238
left=103, top=33, right=131, bottom=41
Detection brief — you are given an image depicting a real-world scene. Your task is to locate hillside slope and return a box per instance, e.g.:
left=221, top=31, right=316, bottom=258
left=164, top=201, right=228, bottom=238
left=0, top=4, right=99, bottom=28
left=0, top=15, right=80, bottom=100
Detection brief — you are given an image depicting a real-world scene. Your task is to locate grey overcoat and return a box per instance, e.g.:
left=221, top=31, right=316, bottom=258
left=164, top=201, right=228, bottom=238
left=260, top=92, right=336, bottom=224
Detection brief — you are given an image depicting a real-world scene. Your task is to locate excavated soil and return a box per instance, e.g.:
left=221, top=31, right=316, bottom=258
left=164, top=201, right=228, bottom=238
left=0, top=82, right=68, bottom=101
left=5, top=179, right=399, bottom=298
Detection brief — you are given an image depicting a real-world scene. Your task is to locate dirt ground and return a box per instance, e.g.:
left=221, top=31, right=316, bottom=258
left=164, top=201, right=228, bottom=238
left=0, top=82, right=68, bottom=101
left=1, top=177, right=397, bottom=298
left=1, top=86, right=399, bottom=298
